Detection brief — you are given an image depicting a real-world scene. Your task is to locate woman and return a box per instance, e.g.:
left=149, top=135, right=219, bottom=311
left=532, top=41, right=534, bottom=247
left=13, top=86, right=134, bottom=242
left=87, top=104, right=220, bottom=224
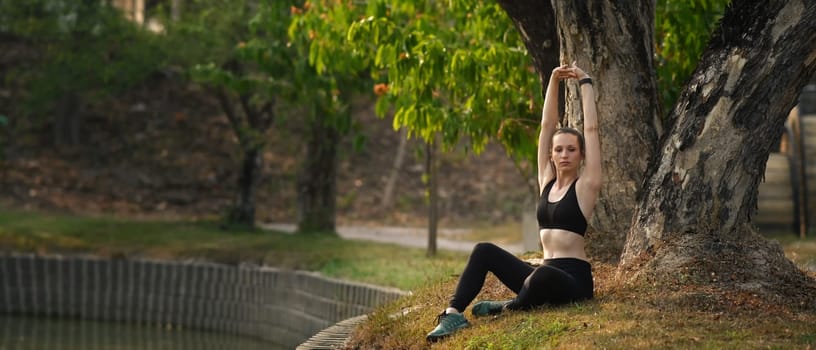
left=426, top=62, right=601, bottom=342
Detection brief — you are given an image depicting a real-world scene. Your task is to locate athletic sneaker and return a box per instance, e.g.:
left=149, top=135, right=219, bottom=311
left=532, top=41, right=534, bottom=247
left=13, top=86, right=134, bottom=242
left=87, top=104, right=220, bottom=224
left=471, top=300, right=511, bottom=317
left=426, top=311, right=470, bottom=342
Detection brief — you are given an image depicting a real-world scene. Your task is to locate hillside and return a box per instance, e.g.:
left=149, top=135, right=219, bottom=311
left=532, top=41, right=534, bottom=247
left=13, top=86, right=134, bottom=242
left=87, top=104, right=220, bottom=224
left=0, top=75, right=532, bottom=229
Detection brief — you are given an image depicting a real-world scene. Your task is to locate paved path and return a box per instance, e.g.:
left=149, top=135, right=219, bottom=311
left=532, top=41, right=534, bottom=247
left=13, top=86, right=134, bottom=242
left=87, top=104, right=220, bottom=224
left=267, top=222, right=525, bottom=350
left=260, top=223, right=523, bottom=254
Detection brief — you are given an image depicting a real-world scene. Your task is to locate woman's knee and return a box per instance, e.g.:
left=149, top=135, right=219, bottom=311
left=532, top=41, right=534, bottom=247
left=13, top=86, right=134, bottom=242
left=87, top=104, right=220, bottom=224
left=471, top=242, right=499, bottom=256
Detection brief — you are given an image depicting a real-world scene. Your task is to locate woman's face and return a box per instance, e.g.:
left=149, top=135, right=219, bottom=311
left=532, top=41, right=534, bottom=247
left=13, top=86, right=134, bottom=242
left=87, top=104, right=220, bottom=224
left=551, top=133, right=583, bottom=172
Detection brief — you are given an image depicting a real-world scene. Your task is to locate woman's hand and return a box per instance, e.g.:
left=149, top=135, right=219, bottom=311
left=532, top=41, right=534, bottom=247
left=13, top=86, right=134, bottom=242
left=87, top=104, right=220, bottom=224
left=553, top=62, right=591, bottom=81
left=551, top=63, right=574, bottom=80
left=568, top=61, right=590, bottom=80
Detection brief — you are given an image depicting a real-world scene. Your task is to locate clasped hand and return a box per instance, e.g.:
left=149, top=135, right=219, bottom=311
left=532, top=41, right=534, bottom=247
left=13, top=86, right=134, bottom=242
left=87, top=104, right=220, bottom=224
left=551, top=61, right=590, bottom=81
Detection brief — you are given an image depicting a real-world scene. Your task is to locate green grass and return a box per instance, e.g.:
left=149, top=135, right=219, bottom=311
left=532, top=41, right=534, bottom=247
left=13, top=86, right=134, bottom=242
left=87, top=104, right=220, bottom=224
left=452, top=221, right=522, bottom=244
left=764, top=229, right=816, bottom=272
left=0, top=209, right=467, bottom=291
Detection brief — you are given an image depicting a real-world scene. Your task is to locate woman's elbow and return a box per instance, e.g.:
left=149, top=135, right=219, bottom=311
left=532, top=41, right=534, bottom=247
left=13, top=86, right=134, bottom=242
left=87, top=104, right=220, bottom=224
left=586, top=175, right=603, bottom=192
left=583, top=124, right=599, bottom=134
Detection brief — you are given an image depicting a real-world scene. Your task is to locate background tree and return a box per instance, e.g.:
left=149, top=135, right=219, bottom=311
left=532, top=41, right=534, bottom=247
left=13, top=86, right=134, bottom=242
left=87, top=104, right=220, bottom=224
left=0, top=0, right=163, bottom=148
left=295, top=0, right=542, bottom=253
left=163, top=0, right=285, bottom=228
left=161, top=0, right=344, bottom=230
left=163, top=0, right=361, bottom=231
left=288, top=2, right=370, bottom=234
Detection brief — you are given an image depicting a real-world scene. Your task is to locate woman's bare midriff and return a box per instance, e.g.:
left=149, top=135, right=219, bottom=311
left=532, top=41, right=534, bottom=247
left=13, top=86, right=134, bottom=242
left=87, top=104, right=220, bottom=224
left=539, top=228, right=588, bottom=261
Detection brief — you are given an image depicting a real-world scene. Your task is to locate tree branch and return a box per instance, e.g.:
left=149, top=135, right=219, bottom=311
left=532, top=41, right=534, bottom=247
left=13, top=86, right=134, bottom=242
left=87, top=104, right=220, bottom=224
left=214, top=87, right=247, bottom=149
left=496, top=0, right=559, bottom=96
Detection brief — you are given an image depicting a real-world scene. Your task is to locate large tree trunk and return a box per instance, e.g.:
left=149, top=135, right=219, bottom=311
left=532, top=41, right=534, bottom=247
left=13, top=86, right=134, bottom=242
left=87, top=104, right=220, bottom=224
left=297, top=116, right=339, bottom=233
left=551, top=2, right=661, bottom=259
left=500, top=1, right=660, bottom=260
left=620, top=0, right=816, bottom=306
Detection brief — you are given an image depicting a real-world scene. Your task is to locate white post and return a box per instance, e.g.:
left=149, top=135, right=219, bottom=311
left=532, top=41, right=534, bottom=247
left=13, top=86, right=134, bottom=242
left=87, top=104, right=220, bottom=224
left=171, top=0, right=182, bottom=21
left=521, top=210, right=540, bottom=253
left=133, top=0, right=144, bottom=24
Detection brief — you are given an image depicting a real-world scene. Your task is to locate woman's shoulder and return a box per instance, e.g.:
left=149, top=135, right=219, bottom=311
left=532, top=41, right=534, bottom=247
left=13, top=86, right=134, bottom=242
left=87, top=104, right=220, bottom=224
left=539, top=176, right=556, bottom=195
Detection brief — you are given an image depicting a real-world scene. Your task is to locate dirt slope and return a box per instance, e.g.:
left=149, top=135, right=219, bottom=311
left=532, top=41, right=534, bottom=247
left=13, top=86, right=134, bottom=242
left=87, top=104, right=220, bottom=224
left=0, top=77, right=531, bottom=228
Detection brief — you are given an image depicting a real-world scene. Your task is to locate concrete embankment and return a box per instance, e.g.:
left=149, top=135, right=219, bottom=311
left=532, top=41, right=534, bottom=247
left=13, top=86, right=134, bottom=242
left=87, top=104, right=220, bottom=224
left=0, top=254, right=408, bottom=349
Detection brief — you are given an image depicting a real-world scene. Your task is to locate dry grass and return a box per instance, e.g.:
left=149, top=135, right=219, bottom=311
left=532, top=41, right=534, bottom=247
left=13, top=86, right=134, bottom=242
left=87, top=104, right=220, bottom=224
left=346, top=256, right=816, bottom=350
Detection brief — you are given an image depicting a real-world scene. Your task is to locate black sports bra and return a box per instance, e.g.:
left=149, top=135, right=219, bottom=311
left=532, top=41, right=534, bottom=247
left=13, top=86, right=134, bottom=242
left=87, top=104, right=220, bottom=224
left=536, top=178, right=588, bottom=236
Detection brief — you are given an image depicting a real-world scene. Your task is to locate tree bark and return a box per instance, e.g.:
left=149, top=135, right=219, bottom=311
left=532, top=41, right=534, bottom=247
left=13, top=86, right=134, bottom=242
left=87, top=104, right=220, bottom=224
left=381, top=127, right=407, bottom=210
left=228, top=147, right=261, bottom=226
left=297, top=114, right=339, bottom=233
left=426, top=139, right=438, bottom=257
left=214, top=86, right=274, bottom=229
left=500, top=1, right=660, bottom=260
left=620, top=0, right=816, bottom=306
left=54, top=93, right=82, bottom=147
left=495, top=0, right=559, bottom=91
left=550, top=2, right=661, bottom=259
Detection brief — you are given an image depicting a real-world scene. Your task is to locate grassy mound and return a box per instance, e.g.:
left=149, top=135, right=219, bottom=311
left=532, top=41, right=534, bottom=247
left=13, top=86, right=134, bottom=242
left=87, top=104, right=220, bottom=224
left=346, top=260, right=816, bottom=349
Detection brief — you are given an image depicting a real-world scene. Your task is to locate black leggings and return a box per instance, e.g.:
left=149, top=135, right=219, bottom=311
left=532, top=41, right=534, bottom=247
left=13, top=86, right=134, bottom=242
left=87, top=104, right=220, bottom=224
left=449, top=242, right=593, bottom=312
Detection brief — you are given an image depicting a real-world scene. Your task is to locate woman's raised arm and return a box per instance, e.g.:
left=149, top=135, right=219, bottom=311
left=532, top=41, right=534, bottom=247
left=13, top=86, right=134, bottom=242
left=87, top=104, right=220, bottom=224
left=538, top=65, right=569, bottom=192
left=571, top=64, right=602, bottom=219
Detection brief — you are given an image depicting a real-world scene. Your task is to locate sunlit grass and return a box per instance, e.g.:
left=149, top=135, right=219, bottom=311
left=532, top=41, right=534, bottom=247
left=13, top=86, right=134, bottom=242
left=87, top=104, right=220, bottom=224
left=348, top=267, right=816, bottom=350
left=760, top=228, right=816, bottom=273
left=345, top=229, right=816, bottom=349
left=453, top=221, right=523, bottom=244
left=0, top=209, right=467, bottom=290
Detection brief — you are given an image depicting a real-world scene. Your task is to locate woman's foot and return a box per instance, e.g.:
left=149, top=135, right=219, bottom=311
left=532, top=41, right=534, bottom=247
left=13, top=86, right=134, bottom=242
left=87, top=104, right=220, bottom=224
left=426, top=311, right=470, bottom=342
left=471, top=300, right=511, bottom=317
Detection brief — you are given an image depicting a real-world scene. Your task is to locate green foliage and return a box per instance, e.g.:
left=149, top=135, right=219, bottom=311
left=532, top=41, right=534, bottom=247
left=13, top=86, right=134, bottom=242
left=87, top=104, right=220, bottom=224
left=158, top=0, right=369, bottom=229
left=172, top=1, right=297, bottom=85
left=162, top=0, right=361, bottom=144
left=656, top=0, right=729, bottom=114
left=297, top=0, right=732, bottom=165
left=1, top=0, right=165, bottom=117
left=292, top=0, right=541, bottom=165
left=169, top=1, right=296, bottom=102
left=286, top=1, right=373, bottom=140
left=155, top=0, right=251, bottom=68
